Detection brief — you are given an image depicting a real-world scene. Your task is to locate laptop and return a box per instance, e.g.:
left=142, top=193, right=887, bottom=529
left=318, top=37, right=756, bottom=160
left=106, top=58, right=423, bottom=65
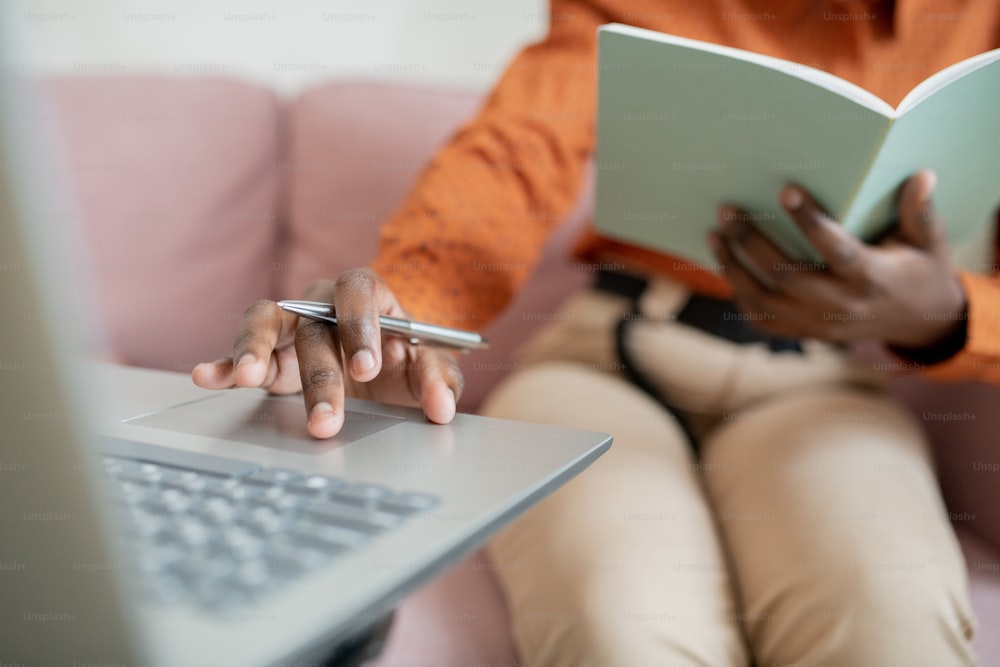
left=0, top=13, right=611, bottom=667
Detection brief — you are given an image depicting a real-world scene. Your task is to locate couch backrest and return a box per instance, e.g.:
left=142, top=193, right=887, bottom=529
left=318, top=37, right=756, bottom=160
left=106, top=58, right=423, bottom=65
left=47, top=76, right=282, bottom=374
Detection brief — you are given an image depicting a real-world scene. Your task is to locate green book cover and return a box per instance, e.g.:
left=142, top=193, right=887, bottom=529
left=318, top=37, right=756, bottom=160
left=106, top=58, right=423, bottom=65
left=595, top=23, right=1000, bottom=267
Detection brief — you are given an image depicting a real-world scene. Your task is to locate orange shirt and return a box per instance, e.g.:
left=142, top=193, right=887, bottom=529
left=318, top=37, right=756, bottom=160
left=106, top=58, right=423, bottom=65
left=372, top=0, right=1000, bottom=382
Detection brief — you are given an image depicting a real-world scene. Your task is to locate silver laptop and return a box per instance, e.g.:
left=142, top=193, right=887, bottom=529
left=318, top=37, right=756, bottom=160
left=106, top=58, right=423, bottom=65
left=0, top=15, right=611, bottom=667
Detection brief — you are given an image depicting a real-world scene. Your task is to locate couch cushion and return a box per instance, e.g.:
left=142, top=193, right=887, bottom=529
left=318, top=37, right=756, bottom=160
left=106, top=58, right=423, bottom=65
left=281, top=81, right=592, bottom=409
left=46, top=76, right=281, bottom=372
left=368, top=549, right=518, bottom=667
left=890, top=377, right=1000, bottom=553
left=956, top=527, right=1000, bottom=660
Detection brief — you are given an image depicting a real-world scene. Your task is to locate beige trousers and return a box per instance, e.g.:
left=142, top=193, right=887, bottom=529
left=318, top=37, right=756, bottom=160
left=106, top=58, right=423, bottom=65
left=482, top=281, right=977, bottom=667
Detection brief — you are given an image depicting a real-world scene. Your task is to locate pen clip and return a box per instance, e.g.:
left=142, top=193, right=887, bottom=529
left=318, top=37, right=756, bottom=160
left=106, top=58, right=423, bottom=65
left=277, top=302, right=336, bottom=324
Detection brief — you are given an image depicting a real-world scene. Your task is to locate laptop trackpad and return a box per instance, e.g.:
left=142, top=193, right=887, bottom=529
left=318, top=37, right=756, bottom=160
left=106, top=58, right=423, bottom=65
left=127, top=392, right=405, bottom=454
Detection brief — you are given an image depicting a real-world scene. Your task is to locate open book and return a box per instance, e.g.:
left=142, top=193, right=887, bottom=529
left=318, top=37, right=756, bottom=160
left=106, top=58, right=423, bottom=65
left=594, top=23, right=1000, bottom=267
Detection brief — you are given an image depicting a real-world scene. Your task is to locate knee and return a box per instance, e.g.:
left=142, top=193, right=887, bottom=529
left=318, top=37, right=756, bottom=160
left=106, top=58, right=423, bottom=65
left=512, top=584, right=629, bottom=667
left=751, top=557, right=976, bottom=667
left=704, top=386, right=928, bottom=473
left=700, top=388, right=976, bottom=665
left=500, top=566, right=650, bottom=667
left=509, top=570, right=739, bottom=667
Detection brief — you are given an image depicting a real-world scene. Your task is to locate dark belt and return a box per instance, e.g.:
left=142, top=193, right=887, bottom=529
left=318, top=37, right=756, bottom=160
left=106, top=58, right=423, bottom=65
left=594, top=269, right=802, bottom=354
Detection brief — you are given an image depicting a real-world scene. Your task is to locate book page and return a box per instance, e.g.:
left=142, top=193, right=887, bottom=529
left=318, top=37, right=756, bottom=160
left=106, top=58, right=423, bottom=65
left=898, top=48, right=1000, bottom=114
left=595, top=24, right=893, bottom=265
left=844, top=59, right=1000, bottom=247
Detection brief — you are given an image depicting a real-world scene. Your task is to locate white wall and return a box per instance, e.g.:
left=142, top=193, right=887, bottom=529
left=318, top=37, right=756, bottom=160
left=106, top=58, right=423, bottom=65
left=10, top=0, right=548, bottom=95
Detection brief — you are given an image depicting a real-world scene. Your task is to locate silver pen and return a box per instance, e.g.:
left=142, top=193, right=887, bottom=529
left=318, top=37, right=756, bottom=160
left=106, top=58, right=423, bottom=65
left=276, top=300, right=489, bottom=352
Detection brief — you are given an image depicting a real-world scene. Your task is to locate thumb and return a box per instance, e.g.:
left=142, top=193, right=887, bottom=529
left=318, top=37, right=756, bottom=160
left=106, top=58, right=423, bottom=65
left=895, top=170, right=948, bottom=256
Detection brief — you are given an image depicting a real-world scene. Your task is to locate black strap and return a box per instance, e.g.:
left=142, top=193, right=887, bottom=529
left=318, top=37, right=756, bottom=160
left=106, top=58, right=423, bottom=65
left=594, top=270, right=802, bottom=354
left=675, top=294, right=802, bottom=353
left=593, top=269, right=649, bottom=300
left=322, top=609, right=396, bottom=667
left=614, top=313, right=700, bottom=454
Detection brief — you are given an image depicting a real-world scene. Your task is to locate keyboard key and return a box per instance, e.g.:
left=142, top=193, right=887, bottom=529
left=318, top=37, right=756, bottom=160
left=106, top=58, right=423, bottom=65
left=119, top=509, right=171, bottom=541
left=202, top=477, right=242, bottom=494
left=378, top=492, right=441, bottom=516
left=111, top=481, right=155, bottom=507
left=286, top=475, right=345, bottom=496
left=145, top=488, right=195, bottom=515
left=268, top=543, right=335, bottom=573
left=160, top=469, right=218, bottom=493
left=245, top=469, right=302, bottom=486
left=249, top=494, right=301, bottom=513
left=114, top=467, right=163, bottom=487
left=134, top=545, right=184, bottom=575
left=233, top=560, right=271, bottom=589
left=241, top=484, right=287, bottom=503
left=240, top=505, right=286, bottom=536
left=288, top=521, right=368, bottom=550
left=196, top=497, right=238, bottom=524
left=170, top=518, right=215, bottom=548
left=171, top=554, right=237, bottom=594
left=103, top=457, right=141, bottom=477
left=327, top=483, right=394, bottom=507
left=198, top=585, right=256, bottom=615
left=220, top=527, right=265, bottom=561
left=203, top=483, right=254, bottom=503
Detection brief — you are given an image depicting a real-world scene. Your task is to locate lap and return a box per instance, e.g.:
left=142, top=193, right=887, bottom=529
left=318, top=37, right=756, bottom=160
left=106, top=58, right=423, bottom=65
left=476, top=281, right=976, bottom=666
left=481, top=362, right=749, bottom=667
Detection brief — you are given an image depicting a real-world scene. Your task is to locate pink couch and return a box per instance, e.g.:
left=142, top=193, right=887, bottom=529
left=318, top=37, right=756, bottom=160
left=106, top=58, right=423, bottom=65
left=48, top=75, right=1000, bottom=664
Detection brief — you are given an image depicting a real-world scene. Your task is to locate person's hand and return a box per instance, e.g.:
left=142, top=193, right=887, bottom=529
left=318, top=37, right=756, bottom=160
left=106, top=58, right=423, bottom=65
left=191, top=269, right=463, bottom=439
left=708, top=170, right=967, bottom=355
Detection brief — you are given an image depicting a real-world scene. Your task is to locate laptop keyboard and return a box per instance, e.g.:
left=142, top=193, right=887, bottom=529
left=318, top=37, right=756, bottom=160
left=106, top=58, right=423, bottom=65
left=99, top=438, right=439, bottom=615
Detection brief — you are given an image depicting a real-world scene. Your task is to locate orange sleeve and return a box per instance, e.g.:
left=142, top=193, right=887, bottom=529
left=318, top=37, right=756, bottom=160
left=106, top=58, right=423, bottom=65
left=370, top=0, right=608, bottom=326
left=915, top=270, right=1000, bottom=383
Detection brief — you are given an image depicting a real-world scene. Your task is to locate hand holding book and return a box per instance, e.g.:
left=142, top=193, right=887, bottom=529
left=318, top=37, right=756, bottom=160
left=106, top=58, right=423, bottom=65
left=596, top=24, right=1000, bottom=272
left=707, top=171, right=967, bottom=357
